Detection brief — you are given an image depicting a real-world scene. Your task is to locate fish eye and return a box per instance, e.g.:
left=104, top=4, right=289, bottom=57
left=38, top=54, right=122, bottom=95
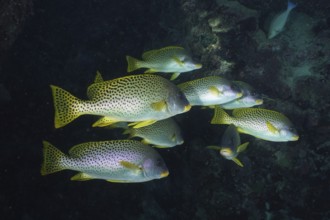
left=156, top=158, right=163, bottom=167
left=230, top=83, right=241, bottom=92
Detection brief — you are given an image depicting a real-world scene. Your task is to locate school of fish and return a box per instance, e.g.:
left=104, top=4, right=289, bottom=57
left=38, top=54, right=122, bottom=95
left=42, top=43, right=299, bottom=183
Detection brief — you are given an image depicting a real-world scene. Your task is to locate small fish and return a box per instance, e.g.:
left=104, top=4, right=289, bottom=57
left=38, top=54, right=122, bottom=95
left=41, top=140, right=169, bottom=183
left=220, top=81, right=263, bottom=109
left=122, top=118, right=184, bottom=148
left=178, top=76, right=243, bottom=106
left=208, top=124, right=249, bottom=167
left=126, top=46, right=202, bottom=80
left=211, top=107, right=299, bottom=142
left=268, top=1, right=297, bottom=39
left=51, top=72, right=191, bottom=128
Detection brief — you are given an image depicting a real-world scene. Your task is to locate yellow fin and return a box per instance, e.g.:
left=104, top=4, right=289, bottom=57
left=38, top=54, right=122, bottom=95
left=151, top=100, right=167, bottom=111
left=266, top=121, right=279, bottom=134
left=41, top=141, right=67, bottom=175
left=237, top=142, right=249, bottom=153
left=92, top=117, right=119, bottom=127
left=171, top=134, right=176, bottom=142
left=107, top=179, right=131, bottom=183
left=94, top=70, right=104, bottom=83
left=145, top=69, right=158, bottom=73
left=120, top=161, right=141, bottom=172
left=170, top=72, right=180, bottom=80
left=141, top=139, right=151, bottom=145
left=128, top=120, right=157, bottom=128
left=232, top=158, right=244, bottom=167
left=70, top=172, right=94, bottom=181
left=211, top=106, right=232, bottom=125
left=50, top=85, right=84, bottom=128
left=209, top=86, right=222, bottom=96
left=173, top=56, right=184, bottom=66
left=207, top=145, right=222, bottom=151
left=126, top=55, right=142, bottom=72
left=153, top=145, right=169, bottom=149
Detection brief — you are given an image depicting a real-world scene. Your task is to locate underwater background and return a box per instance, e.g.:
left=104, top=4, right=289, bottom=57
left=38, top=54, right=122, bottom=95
left=1, top=0, right=330, bottom=219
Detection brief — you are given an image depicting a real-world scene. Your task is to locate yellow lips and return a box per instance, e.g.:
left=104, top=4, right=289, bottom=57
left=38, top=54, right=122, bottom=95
left=160, top=170, right=169, bottom=178
left=292, top=135, right=299, bottom=141
left=195, top=64, right=202, bottom=69
left=256, top=99, right=264, bottom=105
left=184, top=104, right=192, bottom=112
left=236, top=92, right=243, bottom=98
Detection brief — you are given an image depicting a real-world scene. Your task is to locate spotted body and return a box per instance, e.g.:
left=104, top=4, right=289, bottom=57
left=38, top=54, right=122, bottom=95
left=126, top=46, right=202, bottom=80
left=178, top=76, right=242, bottom=106
left=51, top=74, right=191, bottom=128
left=124, top=118, right=184, bottom=148
left=211, top=107, right=299, bottom=142
left=41, top=140, right=169, bottom=183
left=221, top=81, right=263, bottom=109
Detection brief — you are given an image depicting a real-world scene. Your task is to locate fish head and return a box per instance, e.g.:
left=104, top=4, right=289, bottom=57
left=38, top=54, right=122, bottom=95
left=171, top=53, right=202, bottom=72
left=241, top=90, right=263, bottom=107
left=220, top=82, right=243, bottom=101
left=170, top=131, right=184, bottom=146
left=220, top=147, right=236, bottom=160
left=279, top=126, right=299, bottom=141
left=166, top=87, right=191, bottom=114
left=142, top=157, right=169, bottom=179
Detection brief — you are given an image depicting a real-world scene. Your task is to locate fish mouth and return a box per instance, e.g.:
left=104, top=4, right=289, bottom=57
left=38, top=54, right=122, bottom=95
left=195, top=64, right=202, bottom=69
left=160, top=170, right=169, bottom=178
left=292, top=135, right=299, bottom=141
left=255, top=99, right=263, bottom=104
left=236, top=92, right=243, bottom=98
left=184, top=105, right=192, bottom=112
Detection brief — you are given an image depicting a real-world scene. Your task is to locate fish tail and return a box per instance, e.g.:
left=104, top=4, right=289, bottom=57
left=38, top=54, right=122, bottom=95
left=41, top=141, right=68, bottom=175
left=211, top=106, right=232, bottom=125
left=287, top=1, right=297, bottom=11
left=126, top=56, right=142, bottom=72
left=50, top=85, right=84, bottom=128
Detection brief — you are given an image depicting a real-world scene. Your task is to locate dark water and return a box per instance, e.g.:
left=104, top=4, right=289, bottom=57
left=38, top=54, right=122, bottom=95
left=1, top=0, right=330, bottom=219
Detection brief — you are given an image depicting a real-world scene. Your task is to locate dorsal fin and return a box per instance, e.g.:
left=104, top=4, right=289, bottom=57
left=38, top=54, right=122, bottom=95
left=94, top=70, right=104, bottom=83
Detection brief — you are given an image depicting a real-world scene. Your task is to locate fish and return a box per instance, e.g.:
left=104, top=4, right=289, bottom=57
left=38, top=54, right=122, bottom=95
left=268, top=1, right=297, bottom=39
left=126, top=46, right=202, bottom=80
left=51, top=72, right=191, bottom=128
left=211, top=106, right=299, bottom=142
left=122, top=118, right=184, bottom=148
left=220, top=81, right=263, bottom=109
left=177, top=76, right=243, bottom=106
left=208, top=124, right=249, bottom=167
left=41, top=140, right=169, bottom=183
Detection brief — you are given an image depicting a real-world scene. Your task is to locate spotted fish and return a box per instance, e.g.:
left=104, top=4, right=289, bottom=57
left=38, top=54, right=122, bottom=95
left=126, top=46, right=202, bottom=80
left=178, top=76, right=242, bottom=106
left=51, top=73, right=191, bottom=128
left=211, top=107, right=299, bottom=142
left=122, top=118, right=184, bottom=148
left=41, top=140, right=169, bottom=183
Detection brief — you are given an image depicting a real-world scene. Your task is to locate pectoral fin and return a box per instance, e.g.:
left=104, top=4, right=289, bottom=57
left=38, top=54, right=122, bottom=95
left=92, top=117, right=119, bottom=127
left=120, top=161, right=142, bottom=174
left=145, top=69, right=158, bottom=73
left=266, top=121, right=279, bottom=134
left=170, top=72, right=180, bottom=80
left=70, top=172, right=94, bottom=181
left=237, top=142, right=249, bottom=153
left=209, top=86, right=222, bottom=96
left=207, top=145, right=222, bottom=151
left=172, top=56, right=184, bottom=66
left=151, top=100, right=167, bottom=111
left=232, top=158, right=244, bottom=167
left=128, top=120, right=157, bottom=128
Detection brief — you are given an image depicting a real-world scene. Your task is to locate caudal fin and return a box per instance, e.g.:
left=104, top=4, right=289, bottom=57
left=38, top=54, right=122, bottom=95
left=126, top=56, right=142, bottom=72
left=211, top=106, right=232, bottom=125
left=51, top=85, right=84, bottom=128
left=41, top=141, right=67, bottom=175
